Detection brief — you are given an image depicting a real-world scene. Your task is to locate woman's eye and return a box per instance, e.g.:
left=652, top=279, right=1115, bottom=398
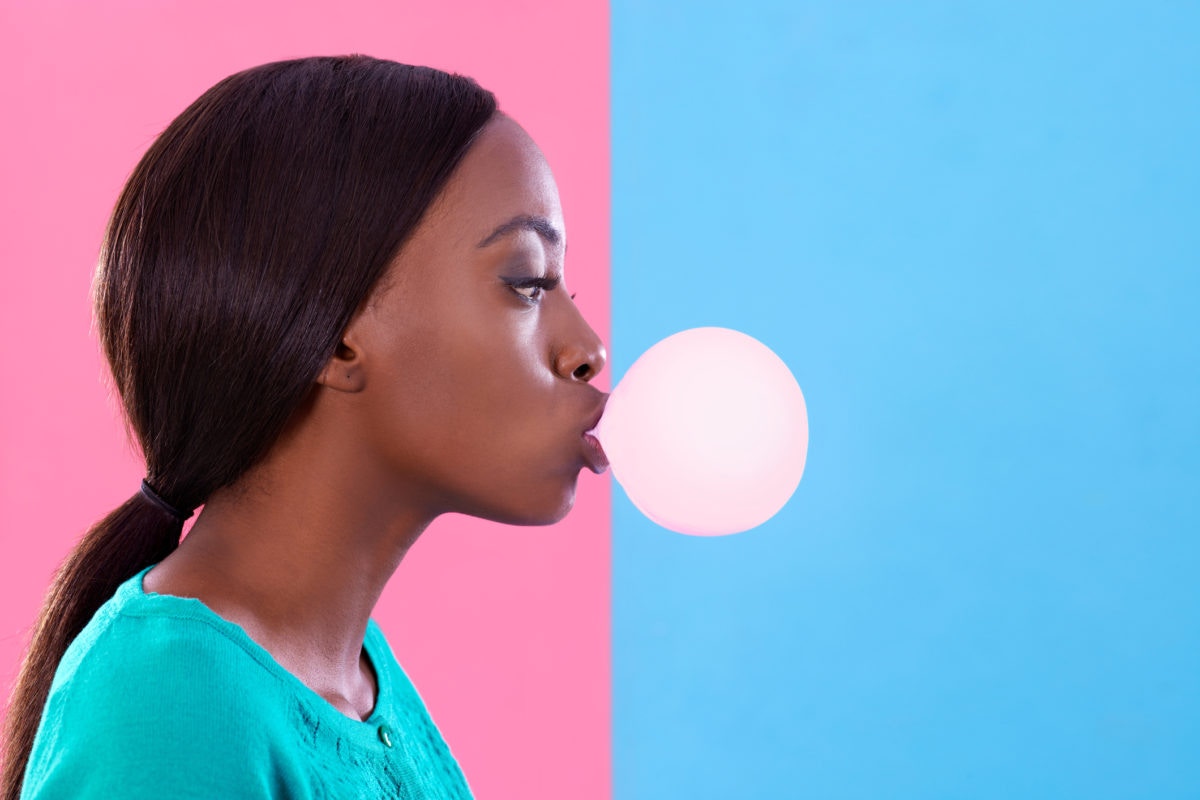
left=504, top=275, right=561, bottom=304
left=513, top=285, right=544, bottom=301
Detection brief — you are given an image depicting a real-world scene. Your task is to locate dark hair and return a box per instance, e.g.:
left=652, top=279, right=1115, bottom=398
left=1, top=55, right=497, bottom=798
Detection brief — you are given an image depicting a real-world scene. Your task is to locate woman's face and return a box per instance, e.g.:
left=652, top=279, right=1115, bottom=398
left=335, top=114, right=607, bottom=525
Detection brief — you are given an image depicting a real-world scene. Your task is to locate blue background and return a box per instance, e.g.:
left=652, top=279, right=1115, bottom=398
left=611, top=2, right=1200, bottom=797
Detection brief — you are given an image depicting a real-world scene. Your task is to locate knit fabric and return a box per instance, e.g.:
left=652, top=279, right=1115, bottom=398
left=20, top=564, right=474, bottom=799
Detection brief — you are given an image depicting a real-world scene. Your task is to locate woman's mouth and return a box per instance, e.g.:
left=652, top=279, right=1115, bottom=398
left=579, top=393, right=609, bottom=474
left=581, top=430, right=609, bottom=474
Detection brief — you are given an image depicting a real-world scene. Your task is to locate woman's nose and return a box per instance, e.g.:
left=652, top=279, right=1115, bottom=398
left=553, top=310, right=607, bottom=382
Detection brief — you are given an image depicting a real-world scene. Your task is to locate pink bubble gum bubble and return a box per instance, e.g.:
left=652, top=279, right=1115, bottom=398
left=594, top=327, right=808, bottom=536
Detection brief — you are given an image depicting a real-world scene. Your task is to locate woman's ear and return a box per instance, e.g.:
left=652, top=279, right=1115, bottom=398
left=317, top=332, right=368, bottom=392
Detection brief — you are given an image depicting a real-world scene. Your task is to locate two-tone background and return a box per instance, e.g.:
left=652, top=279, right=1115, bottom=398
left=3, top=2, right=1197, bottom=797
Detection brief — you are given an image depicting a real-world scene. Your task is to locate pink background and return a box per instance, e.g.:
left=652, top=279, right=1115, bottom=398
left=0, top=2, right=611, bottom=797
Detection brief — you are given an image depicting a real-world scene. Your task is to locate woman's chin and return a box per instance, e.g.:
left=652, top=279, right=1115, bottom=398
left=492, top=487, right=577, bottom=527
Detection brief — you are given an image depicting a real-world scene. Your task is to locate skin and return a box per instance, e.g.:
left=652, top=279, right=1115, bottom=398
left=143, top=114, right=607, bottom=721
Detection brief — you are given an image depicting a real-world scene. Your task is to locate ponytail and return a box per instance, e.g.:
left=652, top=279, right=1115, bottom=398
left=2, top=495, right=185, bottom=799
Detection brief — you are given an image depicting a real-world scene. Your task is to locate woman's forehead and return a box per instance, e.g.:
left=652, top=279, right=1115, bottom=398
left=430, top=115, right=565, bottom=245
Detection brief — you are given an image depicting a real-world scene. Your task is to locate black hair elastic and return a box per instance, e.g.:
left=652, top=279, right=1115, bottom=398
left=139, top=479, right=194, bottom=522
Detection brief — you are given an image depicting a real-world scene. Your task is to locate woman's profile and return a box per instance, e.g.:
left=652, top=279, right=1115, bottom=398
left=1, top=54, right=607, bottom=799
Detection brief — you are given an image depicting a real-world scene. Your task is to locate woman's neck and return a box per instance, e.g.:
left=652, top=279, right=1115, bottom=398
left=142, top=401, right=437, bottom=720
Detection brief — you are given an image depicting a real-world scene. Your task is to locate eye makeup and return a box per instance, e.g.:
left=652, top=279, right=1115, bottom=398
left=501, top=274, right=561, bottom=303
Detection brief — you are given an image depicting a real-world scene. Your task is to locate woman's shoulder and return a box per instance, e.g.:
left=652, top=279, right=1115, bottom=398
left=21, top=567, right=297, bottom=794
left=23, top=567, right=467, bottom=799
left=50, top=565, right=292, bottom=707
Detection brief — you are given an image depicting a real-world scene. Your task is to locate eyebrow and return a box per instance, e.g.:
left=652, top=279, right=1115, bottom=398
left=476, top=214, right=563, bottom=249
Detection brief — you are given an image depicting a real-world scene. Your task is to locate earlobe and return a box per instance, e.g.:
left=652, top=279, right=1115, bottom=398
left=317, top=339, right=367, bottom=392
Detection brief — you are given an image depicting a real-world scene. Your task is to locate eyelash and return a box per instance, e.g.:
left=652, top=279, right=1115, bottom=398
left=503, top=276, right=576, bottom=303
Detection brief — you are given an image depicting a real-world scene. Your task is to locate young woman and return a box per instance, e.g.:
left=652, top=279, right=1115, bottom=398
left=1, top=55, right=607, bottom=799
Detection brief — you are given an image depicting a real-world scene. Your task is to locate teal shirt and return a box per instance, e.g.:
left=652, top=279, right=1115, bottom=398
left=20, top=565, right=474, bottom=799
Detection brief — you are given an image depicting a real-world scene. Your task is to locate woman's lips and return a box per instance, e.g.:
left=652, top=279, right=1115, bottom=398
left=579, top=392, right=609, bottom=474
left=581, top=430, right=609, bottom=474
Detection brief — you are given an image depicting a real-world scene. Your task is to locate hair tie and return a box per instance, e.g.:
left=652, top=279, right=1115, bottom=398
left=139, top=479, right=194, bottom=522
